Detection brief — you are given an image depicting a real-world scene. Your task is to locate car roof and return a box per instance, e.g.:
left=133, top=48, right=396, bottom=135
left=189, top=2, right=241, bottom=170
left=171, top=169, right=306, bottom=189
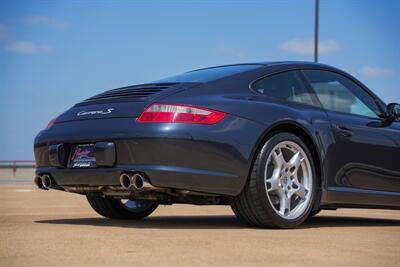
left=189, top=61, right=332, bottom=72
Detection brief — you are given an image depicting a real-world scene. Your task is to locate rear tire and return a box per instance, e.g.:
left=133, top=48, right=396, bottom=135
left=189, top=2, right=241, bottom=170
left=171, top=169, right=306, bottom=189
left=309, top=209, right=322, bottom=218
left=86, top=195, right=158, bottom=219
left=231, top=132, right=317, bottom=228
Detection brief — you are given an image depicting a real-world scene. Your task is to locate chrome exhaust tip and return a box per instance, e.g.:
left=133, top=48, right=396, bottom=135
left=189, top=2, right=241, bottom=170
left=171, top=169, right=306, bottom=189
left=131, top=173, right=154, bottom=190
left=41, top=174, right=52, bottom=189
left=137, top=174, right=153, bottom=189
left=34, top=175, right=44, bottom=189
left=131, top=173, right=145, bottom=189
left=119, top=173, right=133, bottom=189
left=119, top=172, right=154, bottom=190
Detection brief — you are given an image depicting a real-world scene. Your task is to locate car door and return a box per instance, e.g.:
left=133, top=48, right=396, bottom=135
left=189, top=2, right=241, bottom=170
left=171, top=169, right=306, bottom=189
left=302, top=69, right=400, bottom=194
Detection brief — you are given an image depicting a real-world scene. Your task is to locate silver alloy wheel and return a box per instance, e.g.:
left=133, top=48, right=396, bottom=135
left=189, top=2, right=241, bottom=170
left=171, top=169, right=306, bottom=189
left=264, top=141, right=313, bottom=220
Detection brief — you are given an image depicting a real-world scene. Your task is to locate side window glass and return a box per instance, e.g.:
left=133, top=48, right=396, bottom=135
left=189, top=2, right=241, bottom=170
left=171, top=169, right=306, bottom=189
left=252, top=71, right=316, bottom=106
left=303, top=70, right=381, bottom=118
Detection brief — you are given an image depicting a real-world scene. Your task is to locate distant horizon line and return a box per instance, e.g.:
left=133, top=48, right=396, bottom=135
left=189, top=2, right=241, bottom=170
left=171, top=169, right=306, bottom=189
left=0, top=160, right=35, bottom=162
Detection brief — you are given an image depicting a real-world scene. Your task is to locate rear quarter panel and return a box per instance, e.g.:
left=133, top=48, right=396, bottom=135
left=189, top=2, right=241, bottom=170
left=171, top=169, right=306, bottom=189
left=162, top=67, right=333, bottom=193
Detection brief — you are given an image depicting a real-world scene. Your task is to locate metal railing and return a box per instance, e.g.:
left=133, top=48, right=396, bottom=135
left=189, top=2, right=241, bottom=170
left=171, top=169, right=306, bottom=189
left=0, top=160, right=35, bottom=167
left=0, top=160, right=36, bottom=180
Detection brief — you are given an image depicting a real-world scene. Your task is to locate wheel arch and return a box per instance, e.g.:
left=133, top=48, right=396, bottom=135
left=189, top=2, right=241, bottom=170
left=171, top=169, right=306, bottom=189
left=243, top=120, right=324, bottom=209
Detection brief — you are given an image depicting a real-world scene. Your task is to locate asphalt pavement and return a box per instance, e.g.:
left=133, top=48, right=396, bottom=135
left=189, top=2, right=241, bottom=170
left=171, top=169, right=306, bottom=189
left=1, top=184, right=399, bottom=267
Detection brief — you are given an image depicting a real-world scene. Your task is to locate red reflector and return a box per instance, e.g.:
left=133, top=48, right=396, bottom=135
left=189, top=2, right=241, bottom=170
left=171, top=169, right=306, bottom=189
left=46, top=116, right=58, bottom=129
left=137, top=103, right=226, bottom=124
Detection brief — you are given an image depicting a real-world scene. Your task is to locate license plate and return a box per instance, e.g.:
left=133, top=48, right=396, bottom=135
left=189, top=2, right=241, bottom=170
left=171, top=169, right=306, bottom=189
left=68, top=144, right=96, bottom=168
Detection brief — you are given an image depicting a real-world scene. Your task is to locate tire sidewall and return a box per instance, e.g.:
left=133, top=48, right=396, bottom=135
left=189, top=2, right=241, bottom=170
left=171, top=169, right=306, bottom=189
left=119, top=199, right=159, bottom=215
left=86, top=194, right=159, bottom=219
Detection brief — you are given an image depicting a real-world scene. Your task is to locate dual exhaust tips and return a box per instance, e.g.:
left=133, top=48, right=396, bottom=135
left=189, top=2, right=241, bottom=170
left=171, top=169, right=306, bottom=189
left=35, top=172, right=153, bottom=191
left=34, top=174, right=52, bottom=190
left=119, top=173, right=154, bottom=190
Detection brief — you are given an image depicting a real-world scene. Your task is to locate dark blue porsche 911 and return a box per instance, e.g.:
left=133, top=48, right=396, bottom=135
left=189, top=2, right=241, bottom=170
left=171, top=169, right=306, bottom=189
left=34, top=61, right=400, bottom=228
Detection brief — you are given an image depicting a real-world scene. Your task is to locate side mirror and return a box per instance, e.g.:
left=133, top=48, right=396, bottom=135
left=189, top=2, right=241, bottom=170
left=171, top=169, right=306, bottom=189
left=386, top=103, right=400, bottom=121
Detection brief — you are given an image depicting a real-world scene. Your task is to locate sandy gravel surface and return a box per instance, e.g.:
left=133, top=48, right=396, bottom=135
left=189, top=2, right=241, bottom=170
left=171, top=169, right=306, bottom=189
left=0, top=184, right=399, bottom=267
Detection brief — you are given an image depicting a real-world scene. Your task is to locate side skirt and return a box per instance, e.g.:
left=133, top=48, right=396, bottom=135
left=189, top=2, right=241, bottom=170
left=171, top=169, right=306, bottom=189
left=320, top=187, right=400, bottom=210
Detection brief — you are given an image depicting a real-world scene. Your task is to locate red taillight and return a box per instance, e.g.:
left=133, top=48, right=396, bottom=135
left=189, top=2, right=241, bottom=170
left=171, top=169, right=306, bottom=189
left=137, top=103, right=226, bottom=124
left=46, top=116, right=58, bottom=129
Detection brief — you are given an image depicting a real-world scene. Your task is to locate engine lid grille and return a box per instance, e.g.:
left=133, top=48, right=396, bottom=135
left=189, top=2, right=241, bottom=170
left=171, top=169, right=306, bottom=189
left=84, top=83, right=179, bottom=102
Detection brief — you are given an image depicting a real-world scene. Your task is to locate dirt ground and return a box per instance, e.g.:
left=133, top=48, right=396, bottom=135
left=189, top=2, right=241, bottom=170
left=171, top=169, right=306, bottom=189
left=0, top=184, right=399, bottom=267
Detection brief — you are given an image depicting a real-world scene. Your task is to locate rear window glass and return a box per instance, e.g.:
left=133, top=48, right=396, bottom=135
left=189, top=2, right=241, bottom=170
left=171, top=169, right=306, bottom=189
left=252, top=71, right=316, bottom=106
left=154, top=64, right=262, bottom=83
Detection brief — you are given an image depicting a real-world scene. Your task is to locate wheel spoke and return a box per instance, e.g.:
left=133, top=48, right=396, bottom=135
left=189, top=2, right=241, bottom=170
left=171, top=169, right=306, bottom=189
left=279, top=193, right=291, bottom=214
left=272, top=148, right=286, bottom=168
left=288, top=151, right=303, bottom=170
left=266, top=171, right=280, bottom=192
left=289, top=182, right=308, bottom=200
left=294, top=184, right=308, bottom=200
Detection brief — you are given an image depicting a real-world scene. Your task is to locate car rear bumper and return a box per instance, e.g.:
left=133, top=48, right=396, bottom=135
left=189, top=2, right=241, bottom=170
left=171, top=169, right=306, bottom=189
left=34, top=116, right=266, bottom=196
left=36, top=164, right=241, bottom=195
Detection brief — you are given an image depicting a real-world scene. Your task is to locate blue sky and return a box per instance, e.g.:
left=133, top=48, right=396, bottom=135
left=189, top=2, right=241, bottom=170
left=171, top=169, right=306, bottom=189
left=0, top=0, right=399, bottom=160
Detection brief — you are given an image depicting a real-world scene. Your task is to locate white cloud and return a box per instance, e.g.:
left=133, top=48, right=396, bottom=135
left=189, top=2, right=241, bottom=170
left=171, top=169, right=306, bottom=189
left=216, top=46, right=247, bottom=60
left=279, top=38, right=340, bottom=55
left=21, top=15, right=68, bottom=28
left=5, top=41, right=53, bottom=54
left=359, top=66, right=394, bottom=77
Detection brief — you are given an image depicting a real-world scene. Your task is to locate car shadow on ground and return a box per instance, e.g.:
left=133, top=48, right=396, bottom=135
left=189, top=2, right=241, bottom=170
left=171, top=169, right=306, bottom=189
left=36, top=215, right=400, bottom=230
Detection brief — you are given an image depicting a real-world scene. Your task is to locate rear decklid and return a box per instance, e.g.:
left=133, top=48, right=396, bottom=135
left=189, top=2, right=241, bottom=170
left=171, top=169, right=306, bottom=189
left=56, top=82, right=199, bottom=123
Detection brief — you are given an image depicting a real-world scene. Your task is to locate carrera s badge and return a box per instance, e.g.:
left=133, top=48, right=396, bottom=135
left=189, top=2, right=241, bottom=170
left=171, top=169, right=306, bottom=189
left=77, top=108, right=114, bottom=116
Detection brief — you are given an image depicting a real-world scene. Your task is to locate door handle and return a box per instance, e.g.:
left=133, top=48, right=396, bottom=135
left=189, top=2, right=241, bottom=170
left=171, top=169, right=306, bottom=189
left=334, top=124, right=353, bottom=138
